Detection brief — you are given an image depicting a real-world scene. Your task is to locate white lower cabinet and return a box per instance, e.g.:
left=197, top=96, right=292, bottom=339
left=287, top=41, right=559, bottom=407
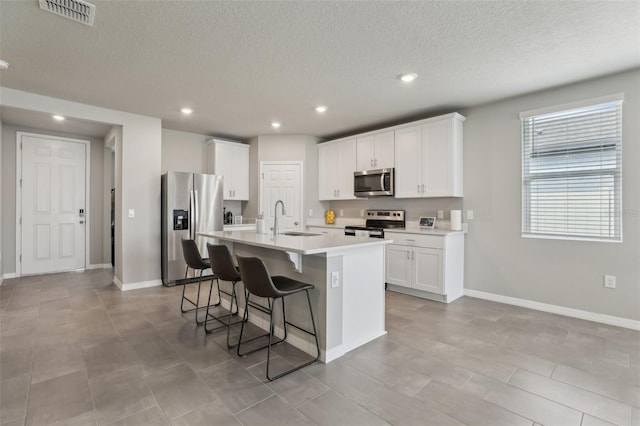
left=385, top=231, right=463, bottom=303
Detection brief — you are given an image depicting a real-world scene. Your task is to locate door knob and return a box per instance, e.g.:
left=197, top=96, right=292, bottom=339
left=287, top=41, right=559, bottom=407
left=294, top=221, right=299, bottom=225
left=79, top=220, right=85, bottom=224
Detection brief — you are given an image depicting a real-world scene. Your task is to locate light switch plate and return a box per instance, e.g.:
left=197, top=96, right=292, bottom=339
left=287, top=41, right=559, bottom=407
left=437, top=210, right=444, bottom=219
left=604, top=275, right=616, bottom=288
left=128, top=209, right=135, bottom=218
left=466, top=210, right=474, bottom=221
left=331, top=271, right=340, bottom=288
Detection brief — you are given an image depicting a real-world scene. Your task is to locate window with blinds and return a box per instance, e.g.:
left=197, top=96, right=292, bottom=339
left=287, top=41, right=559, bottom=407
left=521, top=96, right=623, bottom=241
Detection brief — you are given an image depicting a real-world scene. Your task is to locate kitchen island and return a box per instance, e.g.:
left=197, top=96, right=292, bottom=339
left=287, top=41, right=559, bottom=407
left=198, top=230, right=391, bottom=362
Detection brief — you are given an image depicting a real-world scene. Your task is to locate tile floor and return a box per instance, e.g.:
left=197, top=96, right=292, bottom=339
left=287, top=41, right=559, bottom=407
left=0, top=269, right=638, bottom=425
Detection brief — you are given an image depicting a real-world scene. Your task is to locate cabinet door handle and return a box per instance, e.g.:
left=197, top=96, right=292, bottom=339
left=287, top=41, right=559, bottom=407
left=337, top=189, right=340, bottom=196
left=374, top=159, right=378, bottom=167
left=405, top=239, right=415, bottom=242
left=406, top=251, right=411, bottom=260
left=417, top=184, right=420, bottom=193
left=370, top=159, right=374, bottom=167
left=412, top=251, right=415, bottom=260
left=421, top=184, right=425, bottom=193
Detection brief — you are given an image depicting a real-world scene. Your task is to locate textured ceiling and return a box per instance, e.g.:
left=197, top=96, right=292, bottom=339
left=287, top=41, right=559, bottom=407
left=1, top=1, right=638, bottom=140
left=0, top=106, right=114, bottom=138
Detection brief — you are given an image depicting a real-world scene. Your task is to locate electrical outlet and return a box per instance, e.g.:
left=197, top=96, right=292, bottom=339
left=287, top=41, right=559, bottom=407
left=128, top=209, right=135, bottom=218
left=437, top=210, right=444, bottom=219
left=339, top=209, right=344, bottom=217
left=466, top=210, right=474, bottom=221
left=604, top=275, right=616, bottom=289
left=308, top=209, right=313, bottom=217
left=360, top=209, right=364, bottom=217
left=331, top=271, right=340, bottom=288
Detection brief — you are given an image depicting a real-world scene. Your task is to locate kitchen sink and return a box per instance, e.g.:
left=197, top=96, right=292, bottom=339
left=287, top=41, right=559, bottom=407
left=280, top=231, right=322, bottom=236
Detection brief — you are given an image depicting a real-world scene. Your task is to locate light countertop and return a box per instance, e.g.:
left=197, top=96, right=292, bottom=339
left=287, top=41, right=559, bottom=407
left=307, top=221, right=466, bottom=236
left=198, top=230, right=391, bottom=255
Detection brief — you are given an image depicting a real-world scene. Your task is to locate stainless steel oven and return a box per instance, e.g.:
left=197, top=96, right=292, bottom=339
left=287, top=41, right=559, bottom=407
left=354, top=168, right=394, bottom=197
left=344, top=210, right=405, bottom=238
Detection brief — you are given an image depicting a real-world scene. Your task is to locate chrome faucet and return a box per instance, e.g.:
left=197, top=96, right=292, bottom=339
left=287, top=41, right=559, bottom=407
left=273, top=200, right=286, bottom=236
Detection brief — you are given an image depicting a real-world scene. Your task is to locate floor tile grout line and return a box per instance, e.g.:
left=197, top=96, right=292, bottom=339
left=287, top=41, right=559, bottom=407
left=506, top=368, right=633, bottom=424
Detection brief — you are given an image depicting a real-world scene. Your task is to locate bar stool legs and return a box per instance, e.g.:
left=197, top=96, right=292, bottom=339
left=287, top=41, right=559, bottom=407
left=237, top=288, right=320, bottom=381
left=203, top=277, right=245, bottom=349
left=180, top=267, right=215, bottom=325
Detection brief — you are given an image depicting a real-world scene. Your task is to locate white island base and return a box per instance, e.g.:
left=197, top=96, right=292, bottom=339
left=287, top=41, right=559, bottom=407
left=199, top=231, right=389, bottom=363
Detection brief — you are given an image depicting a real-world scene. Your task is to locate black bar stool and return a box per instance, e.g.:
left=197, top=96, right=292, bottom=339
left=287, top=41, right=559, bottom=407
left=235, top=255, right=320, bottom=381
left=204, top=243, right=246, bottom=348
left=180, top=238, right=215, bottom=325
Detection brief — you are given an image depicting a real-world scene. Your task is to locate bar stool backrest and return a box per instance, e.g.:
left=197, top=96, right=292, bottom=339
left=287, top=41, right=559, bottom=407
left=206, top=244, right=240, bottom=281
left=236, top=256, right=280, bottom=298
left=181, top=238, right=209, bottom=270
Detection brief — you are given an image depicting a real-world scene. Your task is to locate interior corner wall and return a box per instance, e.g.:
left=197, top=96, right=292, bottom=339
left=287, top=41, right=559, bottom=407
left=461, top=68, right=640, bottom=321
left=1, top=88, right=162, bottom=286
left=0, top=123, right=105, bottom=273
left=161, top=128, right=209, bottom=174
left=244, top=135, right=322, bottom=223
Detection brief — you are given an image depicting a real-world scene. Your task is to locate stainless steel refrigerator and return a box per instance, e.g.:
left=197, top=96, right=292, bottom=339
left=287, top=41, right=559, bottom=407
left=161, top=171, right=224, bottom=286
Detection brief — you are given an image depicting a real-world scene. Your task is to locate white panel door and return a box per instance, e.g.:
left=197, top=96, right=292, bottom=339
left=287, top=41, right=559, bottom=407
left=21, top=134, right=87, bottom=275
left=261, top=163, right=302, bottom=233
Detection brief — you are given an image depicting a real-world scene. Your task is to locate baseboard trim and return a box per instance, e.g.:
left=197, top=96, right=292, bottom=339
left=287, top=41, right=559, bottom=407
left=88, top=263, right=113, bottom=270
left=2, top=273, right=17, bottom=280
left=464, top=289, right=640, bottom=331
left=120, top=279, right=162, bottom=291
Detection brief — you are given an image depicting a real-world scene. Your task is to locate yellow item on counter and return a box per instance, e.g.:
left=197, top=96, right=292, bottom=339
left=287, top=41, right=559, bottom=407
left=325, top=210, right=335, bottom=224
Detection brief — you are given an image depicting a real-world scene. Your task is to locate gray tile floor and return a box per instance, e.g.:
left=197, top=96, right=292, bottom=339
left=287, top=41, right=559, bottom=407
left=1, top=269, right=638, bottom=425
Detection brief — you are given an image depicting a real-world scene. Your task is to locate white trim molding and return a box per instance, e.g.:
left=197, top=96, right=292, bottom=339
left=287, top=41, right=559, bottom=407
left=464, top=289, right=640, bottom=331
left=2, top=273, right=18, bottom=280
left=119, top=279, right=162, bottom=291
left=88, top=263, right=113, bottom=270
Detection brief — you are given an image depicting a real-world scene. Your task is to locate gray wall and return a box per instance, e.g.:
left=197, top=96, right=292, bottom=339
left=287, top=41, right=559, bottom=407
left=161, top=129, right=209, bottom=174
left=461, top=69, right=639, bottom=321
left=1, top=124, right=106, bottom=273
left=245, top=135, right=324, bottom=224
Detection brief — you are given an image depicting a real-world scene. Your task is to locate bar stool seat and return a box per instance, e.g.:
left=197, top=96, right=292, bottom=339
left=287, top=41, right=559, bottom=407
left=236, top=255, right=320, bottom=381
left=180, top=238, right=216, bottom=325
left=204, top=243, right=246, bottom=348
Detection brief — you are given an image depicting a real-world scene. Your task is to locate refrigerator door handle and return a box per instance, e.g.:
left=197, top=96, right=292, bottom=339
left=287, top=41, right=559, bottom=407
left=193, top=190, right=199, bottom=240
left=189, top=190, right=195, bottom=240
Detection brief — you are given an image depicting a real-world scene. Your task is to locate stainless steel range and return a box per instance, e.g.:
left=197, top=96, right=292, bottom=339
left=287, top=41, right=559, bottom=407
left=344, top=210, right=405, bottom=238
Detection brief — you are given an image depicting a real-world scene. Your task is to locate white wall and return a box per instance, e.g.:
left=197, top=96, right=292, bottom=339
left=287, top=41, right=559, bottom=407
left=0, top=88, right=162, bottom=287
left=161, top=128, right=209, bottom=174
left=461, top=69, right=640, bottom=321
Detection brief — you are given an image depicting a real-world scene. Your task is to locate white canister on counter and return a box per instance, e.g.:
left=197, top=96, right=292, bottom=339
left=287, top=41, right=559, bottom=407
left=450, top=210, right=462, bottom=231
left=256, top=213, right=267, bottom=234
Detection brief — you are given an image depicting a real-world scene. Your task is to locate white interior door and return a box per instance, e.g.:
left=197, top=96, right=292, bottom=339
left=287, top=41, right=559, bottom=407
left=19, top=133, right=88, bottom=275
left=260, top=162, right=302, bottom=233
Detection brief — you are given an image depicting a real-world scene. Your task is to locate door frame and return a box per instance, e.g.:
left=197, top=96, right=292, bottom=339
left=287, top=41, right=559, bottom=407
left=15, top=131, right=91, bottom=277
left=259, top=161, right=304, bottom=231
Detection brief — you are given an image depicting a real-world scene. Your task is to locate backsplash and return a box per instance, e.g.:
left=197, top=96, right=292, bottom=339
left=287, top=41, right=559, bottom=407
left=327, top=197, right=464, bottom=222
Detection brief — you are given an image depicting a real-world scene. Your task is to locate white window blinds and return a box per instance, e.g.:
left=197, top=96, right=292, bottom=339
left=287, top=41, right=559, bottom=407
left=521, top=96, right=623, bottom=241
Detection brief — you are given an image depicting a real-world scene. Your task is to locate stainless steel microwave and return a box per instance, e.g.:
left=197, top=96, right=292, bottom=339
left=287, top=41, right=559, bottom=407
left=354, top=168, right=394, bottom=197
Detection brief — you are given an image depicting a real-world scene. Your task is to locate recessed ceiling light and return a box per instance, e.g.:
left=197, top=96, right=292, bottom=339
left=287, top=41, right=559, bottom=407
left=315, top=105, right=328, bottom=113
left=180, top=107, right=193, bottom=115
left=52, top=115, right=65, bottom=121
left=0, top=59, right=8, bottom=70
left=271, top=121, right=281, bottom=129
left=399, top=73, right=417, bottom=83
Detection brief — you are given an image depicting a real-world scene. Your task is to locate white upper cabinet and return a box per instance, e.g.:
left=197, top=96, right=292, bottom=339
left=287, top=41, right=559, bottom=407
left=356, top=131, right=394, bottom=170
left=394, top=113, right=464, bottom=198
left=318, top=138, right=357, bottom=200
left=207, top=139, right=249, bottom=200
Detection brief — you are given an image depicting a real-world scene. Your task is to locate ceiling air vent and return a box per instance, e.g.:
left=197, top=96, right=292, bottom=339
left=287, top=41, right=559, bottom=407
left=39, top=0, right=96, bottom=27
